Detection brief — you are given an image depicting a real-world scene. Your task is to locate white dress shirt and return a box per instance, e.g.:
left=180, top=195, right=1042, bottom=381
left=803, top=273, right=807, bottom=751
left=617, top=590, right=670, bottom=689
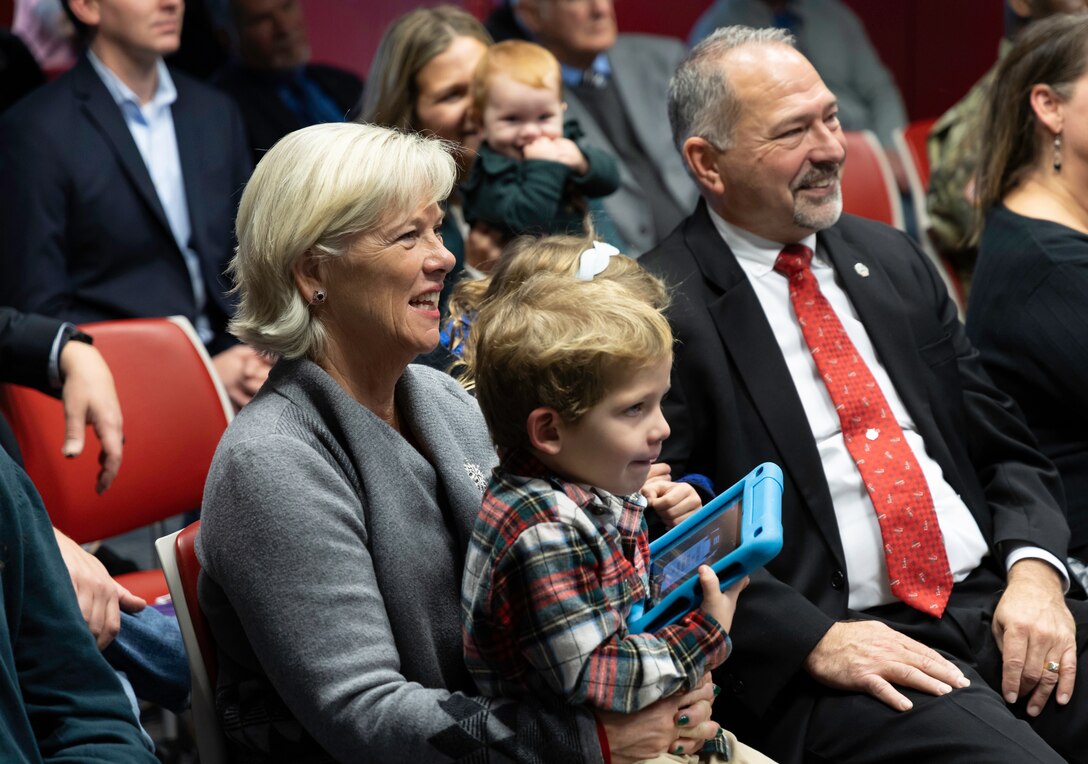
left=707, top=209, right=1066, bottom=608
left=88, top=51, right=213, bottom=346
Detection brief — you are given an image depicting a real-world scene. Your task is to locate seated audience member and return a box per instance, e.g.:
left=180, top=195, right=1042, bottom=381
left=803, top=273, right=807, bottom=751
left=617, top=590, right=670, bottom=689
left=927, top=0, right=1087, bottom=295
left=0, top=307, right=189, bottom=743
left=512, top=0, right=698, bottom=255
left=641, top=25, right=1087, bottom=763
left=361, top=6, right=502, bottom=297
left=211, top=0, right=363, bottom=165
left=0, top=0, right=269, bottom=410
left=462, top=40, right=622, bottom=246
left=444, top=236, right=703, bottom=526
left=0, top=448, right=158, bottom=763
left=969, top=13, right=1088, bottom=588
left=689, top=0, right=910, bottom=191
left=0, top=29, right=45, bottom=112
left=197, top=122, right=721, bottom=762
left=464, top=265, right=774, bottom=763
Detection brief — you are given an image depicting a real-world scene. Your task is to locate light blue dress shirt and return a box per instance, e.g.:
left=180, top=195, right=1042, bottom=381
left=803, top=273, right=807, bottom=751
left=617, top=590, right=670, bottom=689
left=87, top=52, right=213, bottom=345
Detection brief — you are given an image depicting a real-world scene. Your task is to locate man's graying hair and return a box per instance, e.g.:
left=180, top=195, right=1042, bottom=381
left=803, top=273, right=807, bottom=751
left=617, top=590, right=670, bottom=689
left=667, top=25, right=796, bottom=153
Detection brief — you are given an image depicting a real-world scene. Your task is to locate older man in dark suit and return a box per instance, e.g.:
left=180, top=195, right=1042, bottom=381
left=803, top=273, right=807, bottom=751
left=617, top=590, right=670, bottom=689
left=212, top=0, right=363, bottom=166
left=0, top=0, right=267, bottom=409
left=513, top=0, right=697, bottom=255
left=641, top=26, right=1087, bottom=764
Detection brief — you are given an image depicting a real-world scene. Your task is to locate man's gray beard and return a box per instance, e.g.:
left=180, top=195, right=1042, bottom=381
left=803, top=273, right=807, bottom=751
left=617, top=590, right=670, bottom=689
left=793, top=185, right=843, bottom=232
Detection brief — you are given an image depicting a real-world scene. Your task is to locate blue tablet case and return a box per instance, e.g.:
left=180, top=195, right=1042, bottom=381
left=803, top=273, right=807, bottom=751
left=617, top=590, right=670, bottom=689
left=627, top=462, right=783, bottom=633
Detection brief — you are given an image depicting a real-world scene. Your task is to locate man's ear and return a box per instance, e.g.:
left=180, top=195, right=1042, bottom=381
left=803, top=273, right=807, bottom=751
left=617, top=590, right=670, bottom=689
left=291, top=251, right=325, bottom=305
left=683, top=136, right=726, bottom=198
left=1030, top=83, right=1064, bottom=136
left=526, top=407, right=563, bottom=456
left=67, top=0, right=101, bottom=27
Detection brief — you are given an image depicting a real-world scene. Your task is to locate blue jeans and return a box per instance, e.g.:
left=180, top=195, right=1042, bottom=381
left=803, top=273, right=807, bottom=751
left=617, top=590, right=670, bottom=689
left=104, top=607, right=190, bottom=713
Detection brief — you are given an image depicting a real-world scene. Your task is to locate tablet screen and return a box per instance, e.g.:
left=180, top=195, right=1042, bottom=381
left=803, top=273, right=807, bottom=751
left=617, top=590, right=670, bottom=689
left=647, top=497, right=742, bottom=608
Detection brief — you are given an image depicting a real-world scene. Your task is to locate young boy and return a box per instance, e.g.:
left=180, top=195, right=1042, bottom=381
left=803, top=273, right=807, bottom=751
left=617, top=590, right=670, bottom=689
left=461, top=40, right=623, bottom=246
left=463, top=266, right=755, bottom=763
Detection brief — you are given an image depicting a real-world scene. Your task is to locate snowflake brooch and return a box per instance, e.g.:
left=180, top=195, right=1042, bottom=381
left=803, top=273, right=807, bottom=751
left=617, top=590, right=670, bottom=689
left=464, top=461, right=488, bottom=491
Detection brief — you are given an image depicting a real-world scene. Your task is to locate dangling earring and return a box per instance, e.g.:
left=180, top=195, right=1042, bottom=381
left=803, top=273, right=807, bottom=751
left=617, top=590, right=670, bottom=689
left=311, top=288, right=326, bottom=305
left=1053, top=133, right=1063, bottom=173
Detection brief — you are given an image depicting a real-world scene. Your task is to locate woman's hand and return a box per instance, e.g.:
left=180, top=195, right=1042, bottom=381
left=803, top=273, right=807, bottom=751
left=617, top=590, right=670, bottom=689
left=598, top=673, right=719, bottom=763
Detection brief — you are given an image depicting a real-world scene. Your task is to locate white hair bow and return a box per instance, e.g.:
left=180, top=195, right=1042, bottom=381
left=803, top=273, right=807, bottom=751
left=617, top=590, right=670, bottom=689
left=574, top=241, right=621, bottom=281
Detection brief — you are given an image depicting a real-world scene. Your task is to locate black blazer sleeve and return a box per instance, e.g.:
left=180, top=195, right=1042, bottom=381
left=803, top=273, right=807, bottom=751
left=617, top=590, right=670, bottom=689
left=0, top=308, right=64, bottom=391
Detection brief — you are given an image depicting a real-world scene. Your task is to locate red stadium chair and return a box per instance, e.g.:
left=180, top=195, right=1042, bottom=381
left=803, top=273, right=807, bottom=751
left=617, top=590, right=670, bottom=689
left=0, top=316, right=233, bottom=602
left=157, top=521, right=230, bottom=764
left=894, top=118, right=966, bottom=315
left=897, top=116, right=937, bottom=191
left=841, top=129, right=905, bottom=230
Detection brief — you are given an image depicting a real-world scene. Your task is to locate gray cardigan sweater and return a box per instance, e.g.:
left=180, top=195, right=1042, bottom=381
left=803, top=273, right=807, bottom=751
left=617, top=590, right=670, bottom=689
left=197, top=358, right=601, bottom=762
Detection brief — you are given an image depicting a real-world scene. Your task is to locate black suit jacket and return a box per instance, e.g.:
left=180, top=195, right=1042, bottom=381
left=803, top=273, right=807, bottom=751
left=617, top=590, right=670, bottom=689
left=213, top=62, right=362, bottom=166
left=0, top=55, right=252, bottom=354
left=0, top=308, right=66, bottom=462
left=641, top=201, right=1068, bottom=716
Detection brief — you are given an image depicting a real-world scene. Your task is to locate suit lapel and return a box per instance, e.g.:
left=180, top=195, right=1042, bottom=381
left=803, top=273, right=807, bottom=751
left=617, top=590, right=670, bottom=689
left=171, top=77, right=205, bottom=257
left=818, top=225, right=938, bottom=437
left=72, top=56, right=172, bottom=237
left=686, top=204, right=846, bottom=562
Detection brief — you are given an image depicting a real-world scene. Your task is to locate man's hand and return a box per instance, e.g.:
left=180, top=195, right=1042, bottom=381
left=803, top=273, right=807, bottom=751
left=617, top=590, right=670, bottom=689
left=212, top=344, right=272, bottom=409
left=599, top=673, right=718, bottom=763
left=53, top=528, right=146, bottom=650
left=993, top=558, right=1077, bottom=716
left=804, top=620, right=970, bottom=711
left=58, top=340, right=123, bottom=493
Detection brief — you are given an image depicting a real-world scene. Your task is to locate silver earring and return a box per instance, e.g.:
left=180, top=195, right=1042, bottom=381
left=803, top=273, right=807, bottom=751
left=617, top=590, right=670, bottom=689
left=311, top=289, right=326, bottom=305
left=1054, top=133, right=1063, bottom=172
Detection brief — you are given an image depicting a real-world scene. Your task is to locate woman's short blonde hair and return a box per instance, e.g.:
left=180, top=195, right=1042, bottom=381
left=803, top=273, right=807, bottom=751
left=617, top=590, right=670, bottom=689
left=360, top=5, right=492, bottom=131
left=473, top=271, right=674, bottom=454
left=448, top=235, right=670, bottom=387
left=228, top=122, right=456, bottom=359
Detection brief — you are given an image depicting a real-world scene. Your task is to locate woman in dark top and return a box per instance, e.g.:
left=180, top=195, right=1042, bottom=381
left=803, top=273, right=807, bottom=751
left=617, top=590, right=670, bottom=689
left=970, top=13, right=1088, bottom=569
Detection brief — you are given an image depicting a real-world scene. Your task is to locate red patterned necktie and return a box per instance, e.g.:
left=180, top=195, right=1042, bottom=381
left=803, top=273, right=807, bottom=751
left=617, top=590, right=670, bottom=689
left=775, top=244, right=952, bottom=617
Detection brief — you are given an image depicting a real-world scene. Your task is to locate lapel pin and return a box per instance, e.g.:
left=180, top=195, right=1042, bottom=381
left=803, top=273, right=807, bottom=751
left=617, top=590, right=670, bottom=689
left=854, top=263, right=870, bottom=278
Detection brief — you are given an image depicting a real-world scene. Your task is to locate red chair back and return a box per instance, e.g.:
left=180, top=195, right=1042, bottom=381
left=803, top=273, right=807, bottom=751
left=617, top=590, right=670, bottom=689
left=901, top=117, right=937, bottom=190
left=841, top=130, right=905, bottom=230
left=176, top=520, right=218, bottom=685
left=0, top=317, right=232, bottom=542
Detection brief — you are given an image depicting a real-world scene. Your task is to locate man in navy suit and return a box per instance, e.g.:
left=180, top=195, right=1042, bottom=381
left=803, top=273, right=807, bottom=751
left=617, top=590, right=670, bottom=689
left=0, top=0, right=268, bottom=408
left=641, top=26, right=1087, bottom=763
left=212, top=0, right=363, bottom=166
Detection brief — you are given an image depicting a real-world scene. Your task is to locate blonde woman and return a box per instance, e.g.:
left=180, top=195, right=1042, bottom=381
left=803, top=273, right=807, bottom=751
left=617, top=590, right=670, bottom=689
left=198, top=123, right=722, bottom=762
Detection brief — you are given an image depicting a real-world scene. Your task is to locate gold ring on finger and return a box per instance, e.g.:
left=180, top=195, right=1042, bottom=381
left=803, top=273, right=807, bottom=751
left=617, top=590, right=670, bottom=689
left=1045, top=661, right=1060, bottom=673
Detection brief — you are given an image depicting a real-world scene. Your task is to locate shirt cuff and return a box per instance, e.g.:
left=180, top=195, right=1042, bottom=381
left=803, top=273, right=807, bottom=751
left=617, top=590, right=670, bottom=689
left=1004, top=544, right=1071, bottom=593
left=47, top=323, right=71, bottom=390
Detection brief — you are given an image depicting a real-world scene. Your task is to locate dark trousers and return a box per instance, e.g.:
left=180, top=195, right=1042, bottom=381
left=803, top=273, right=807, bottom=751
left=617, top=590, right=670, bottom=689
left=725, top=564, right=1088, bottom=763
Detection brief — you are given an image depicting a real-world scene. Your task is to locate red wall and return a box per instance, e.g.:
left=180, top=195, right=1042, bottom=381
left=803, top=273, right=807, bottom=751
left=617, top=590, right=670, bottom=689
left=306, top=0, right=1003, bottom=123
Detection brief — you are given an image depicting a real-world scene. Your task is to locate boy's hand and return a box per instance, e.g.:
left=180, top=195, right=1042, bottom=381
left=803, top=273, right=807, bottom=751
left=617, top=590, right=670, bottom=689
left=698, top=566, right=748, bottom=633
left=643, top=480, right=702, bottom=528
left=523, top=137, right=589, bottom=174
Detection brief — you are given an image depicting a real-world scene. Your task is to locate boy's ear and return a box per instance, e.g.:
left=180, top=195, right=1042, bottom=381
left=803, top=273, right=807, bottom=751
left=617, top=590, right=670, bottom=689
left=526, top=407, right=563, bottom=455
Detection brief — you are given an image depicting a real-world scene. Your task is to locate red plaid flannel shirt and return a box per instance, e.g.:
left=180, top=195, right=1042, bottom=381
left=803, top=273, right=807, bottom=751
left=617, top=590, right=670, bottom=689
left=462, top=451, right=731, bottom=714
